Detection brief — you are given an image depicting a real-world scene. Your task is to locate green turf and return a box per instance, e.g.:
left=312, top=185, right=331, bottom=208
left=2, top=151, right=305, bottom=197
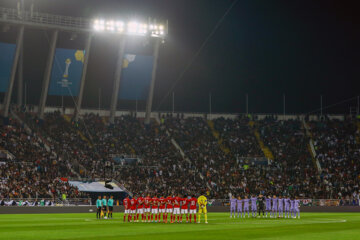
left=0, top=212, right=360, bottom=240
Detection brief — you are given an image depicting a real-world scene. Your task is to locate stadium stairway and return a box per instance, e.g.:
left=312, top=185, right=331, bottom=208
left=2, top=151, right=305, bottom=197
left=11, top=112, right=82, bottom=178
left=207, top=120, right=231, bottom=155
left=11, top=111, right=52, bottom=152
left=356, top=121, right=360, bottom=144
left=302, top=119, right=322, bottom=173
left=249, top=121, right=274, bottom=161
left=156, top=116, right=213, bottom=190
left=63, top=115, right=94, bottom=148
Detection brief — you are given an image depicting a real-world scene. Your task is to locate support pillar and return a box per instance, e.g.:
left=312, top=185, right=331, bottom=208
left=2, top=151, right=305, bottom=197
left=3, top=26, right=24, bottom=118
left=17, top=44, right=23, bottom=106
left=38, top=30, right=58, bottom=119
left=109, top=37, right=126, bottom=124
left=74, top=33, right=92, bottom=121
left=145, top=38, right=161, bottom=125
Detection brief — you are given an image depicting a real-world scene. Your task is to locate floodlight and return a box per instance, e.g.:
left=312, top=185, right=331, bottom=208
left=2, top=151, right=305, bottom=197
left=92, top=18, right=167, bottom=38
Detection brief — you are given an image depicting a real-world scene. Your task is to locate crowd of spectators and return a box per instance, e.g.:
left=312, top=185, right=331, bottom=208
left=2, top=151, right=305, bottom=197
left=0, top=162, right=82, bottom=199
left=0, top=117, right=85, bottom=200
left=310, top=119, right=360, bottom=200
left=79, top=113, right=204, bottom=197
left=213, top=116, right=263, bottom=157
left=2, top=110, right=359, bottom=201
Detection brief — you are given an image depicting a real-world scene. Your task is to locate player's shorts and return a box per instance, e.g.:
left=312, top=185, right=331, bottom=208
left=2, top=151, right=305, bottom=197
left=189, top=209, right=197, bottom=214
left=166, top=208, right=173, bottom=213
left=198, top=207, right=207, bottom=214
left=97, top=207, right=102, bottom=212
left=109, top=206, right=113, bottom=211
left=102, top=206, right=107, bottom=211
left=151, top=208, right=159, bottom=214
left=130, top=210, right=136, bottom=214
left=144, top=208, right=151, bottom=213
left=124, top=209, right=129, bottom=214
left=173, top=208, right=180, bottom=214
left=159, top=208, right=166, bottom=213
left=137, top=208, right=144, bottom=214
left=181, top=209, right=188, bottom=214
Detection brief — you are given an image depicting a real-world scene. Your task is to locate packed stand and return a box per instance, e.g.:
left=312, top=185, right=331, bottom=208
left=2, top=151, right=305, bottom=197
left=310, top=119, right=360, bottom=199
left=79, top=113, right=204, bottom=197
left=213, top=116, right=263, bottom=158
left=257, top=117, right=319, bottom=197
left=0, top=118, right=85, bottom=201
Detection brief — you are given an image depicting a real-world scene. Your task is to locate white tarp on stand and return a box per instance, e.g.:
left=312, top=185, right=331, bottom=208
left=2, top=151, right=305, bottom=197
left=69, top=181, right=124, bottom=192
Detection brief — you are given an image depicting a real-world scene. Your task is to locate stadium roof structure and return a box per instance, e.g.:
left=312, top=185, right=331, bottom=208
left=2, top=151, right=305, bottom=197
left=0, top=5, right=167, bottom=124
left=0, top=7, right=168, bottom=38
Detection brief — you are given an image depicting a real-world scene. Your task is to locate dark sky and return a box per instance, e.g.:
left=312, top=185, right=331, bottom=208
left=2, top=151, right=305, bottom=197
left=0, top=0, right=359, bottom=114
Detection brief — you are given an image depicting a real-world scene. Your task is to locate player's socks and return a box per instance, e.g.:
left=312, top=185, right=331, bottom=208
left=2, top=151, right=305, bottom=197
left=198, top=214, right=200, bottom=223
left=205, top=214, right=208, bottom=223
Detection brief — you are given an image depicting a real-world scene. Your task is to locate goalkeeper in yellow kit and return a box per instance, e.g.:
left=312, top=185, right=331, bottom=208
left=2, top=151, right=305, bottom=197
left=197, top=195, right=208, bottom=224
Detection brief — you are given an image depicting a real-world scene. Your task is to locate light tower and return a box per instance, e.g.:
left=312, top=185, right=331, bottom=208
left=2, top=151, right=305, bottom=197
left=0, top=5, right=167, bottom=122
left=92, top=19, right=168, bottom=124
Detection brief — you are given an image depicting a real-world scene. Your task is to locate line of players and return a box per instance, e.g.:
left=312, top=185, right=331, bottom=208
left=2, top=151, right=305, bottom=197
left=230, top=195, right=301, bottom=219
left=123, top=194, right=200, bottom=223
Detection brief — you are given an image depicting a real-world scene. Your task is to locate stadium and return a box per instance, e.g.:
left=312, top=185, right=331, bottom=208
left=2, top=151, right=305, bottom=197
left=0, top=0, right=359, bottom=239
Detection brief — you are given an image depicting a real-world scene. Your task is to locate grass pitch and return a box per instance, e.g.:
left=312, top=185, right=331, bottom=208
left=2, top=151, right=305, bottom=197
left=0, top=212, right=360, bottom=240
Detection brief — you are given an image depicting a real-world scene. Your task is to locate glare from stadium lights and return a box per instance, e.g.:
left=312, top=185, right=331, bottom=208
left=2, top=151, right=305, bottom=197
left=93, top=19, right=105, bottom=31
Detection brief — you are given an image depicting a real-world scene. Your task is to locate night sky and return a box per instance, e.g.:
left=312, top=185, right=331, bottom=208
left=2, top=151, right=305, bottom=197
left=0, top=0, right=358, bottom=114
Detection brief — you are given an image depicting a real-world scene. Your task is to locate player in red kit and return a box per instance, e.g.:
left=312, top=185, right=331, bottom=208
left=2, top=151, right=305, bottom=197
left=180, top=196, right=190, bottom=223
left=129, top=197, right=137, bottom=222
left=144, top=194, right=152, bottom=222
left=189, top=195, right=198, bottom=223
left=165, top=196, right=174, bottom=223
left=151, top=196, right=159, bottom=222
left=123, top=196, right=130, bottom=222
left=158, top=196, right=166, bottom=223
left=173, top=194, right=182, bottom=223
left=137, top=195, right=145, bottom=222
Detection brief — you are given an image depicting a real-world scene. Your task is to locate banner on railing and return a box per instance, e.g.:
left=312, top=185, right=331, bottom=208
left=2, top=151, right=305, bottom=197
left=48, top=48, right=85, bottom=96
left=0, top=42, right=16, bottom=93
left=118, top=54, right=154, bottom=100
